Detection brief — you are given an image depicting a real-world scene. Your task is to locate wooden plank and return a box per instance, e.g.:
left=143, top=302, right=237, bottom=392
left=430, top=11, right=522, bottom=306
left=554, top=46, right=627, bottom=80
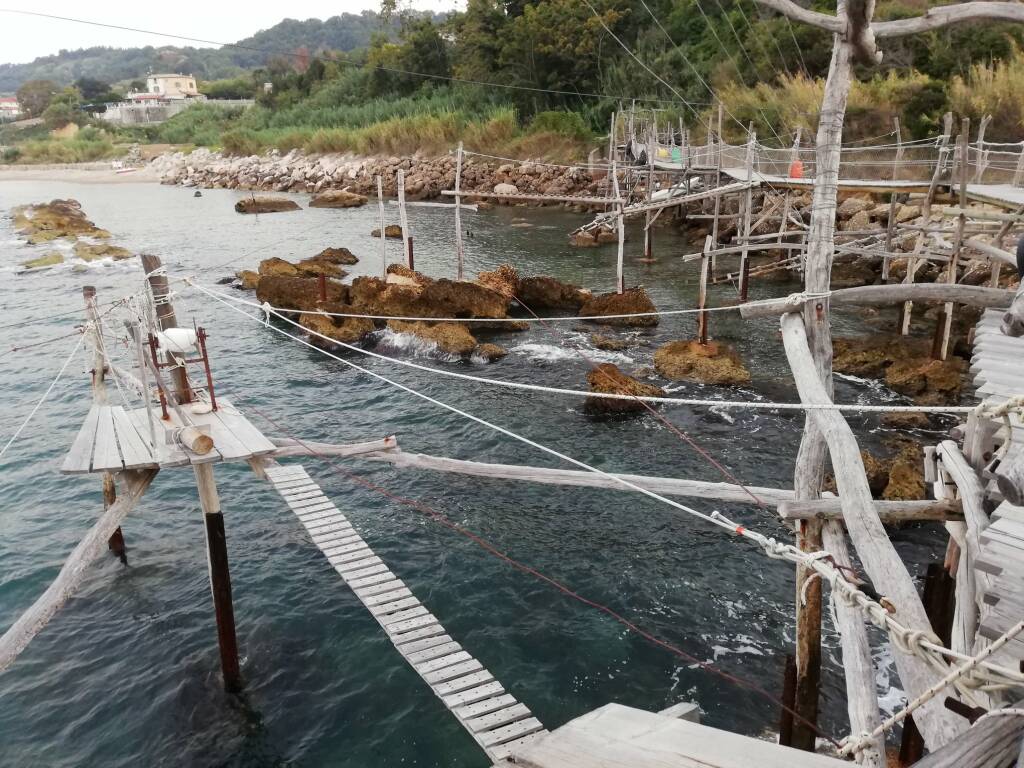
left=126, top=408, right=188, bottom=467
left=386, top=622, right=445, bottom=644
left=454, top=693, right=517, bottom=721
left=347, top=568, right=394, bottom=587
left=353, top=578, right=405, bottom=597
left=373, top=605, right=427, bottom=624
left=434, top=670, right=495, bottom=696
left=488, top=731, right=547, bottom=762
left=185, top=404, right=250, bottom=461
left=61, top=405, right=101, bottom=474
left=212, top=398, right=276, bottom=455
left=467, top=703, right=531, bottom=733
left=335, top=557, right=384, bottom=576
left=386, top=613, right=439, bottom=635
left=478, top=716, right=544, bottom=747
left=91, top=406, right=124, bottom=472
left=396, top=633, right=455, bottom=655
left=423, top=659, right=483, bottom=685
left=442, top=681, right=505, bottom=709
left=415, top=650, right=471, bottom=674
left=109, top=406, right=155, bottom=469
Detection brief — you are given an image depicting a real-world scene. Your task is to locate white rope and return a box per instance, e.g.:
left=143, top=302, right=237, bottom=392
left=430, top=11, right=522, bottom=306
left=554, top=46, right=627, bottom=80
left=190, top=282, right=975, bottom=415
left=839, top=620, right=1024, bottom=756
left=0, top=331, right=86, bottom=462
left=189, top=279, right=1024, bottom=692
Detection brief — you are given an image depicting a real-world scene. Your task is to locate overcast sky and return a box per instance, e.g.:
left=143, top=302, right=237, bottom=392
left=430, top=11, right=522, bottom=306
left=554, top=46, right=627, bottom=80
left=0, top=1, right=460, bottom=65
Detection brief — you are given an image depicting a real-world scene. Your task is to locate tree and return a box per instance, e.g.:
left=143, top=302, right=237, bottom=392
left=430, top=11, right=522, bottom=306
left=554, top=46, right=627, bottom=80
left=16, top=79, right=58, bottom=117
left=41, top=86, right=83, bottom=129
left=73, top=76, right=111, bottom=101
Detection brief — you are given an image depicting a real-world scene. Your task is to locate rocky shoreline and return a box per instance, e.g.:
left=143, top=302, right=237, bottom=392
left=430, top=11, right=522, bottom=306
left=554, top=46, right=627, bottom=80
left=151, top=148, right=596, bottom=201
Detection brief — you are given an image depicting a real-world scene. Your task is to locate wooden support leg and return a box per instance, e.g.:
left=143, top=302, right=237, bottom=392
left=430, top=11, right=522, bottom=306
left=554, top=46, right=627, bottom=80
left=792, top=519, right=823, bottom=752
left=194, top=463, right=242, bottom=692
left=104, top=472, right=127, bottom=565
left=779, top=653, right=797, bottom=747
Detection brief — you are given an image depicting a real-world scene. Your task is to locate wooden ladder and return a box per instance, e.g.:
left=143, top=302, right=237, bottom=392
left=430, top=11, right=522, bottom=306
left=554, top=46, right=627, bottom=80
left=264, top=463, right=548, bottom=762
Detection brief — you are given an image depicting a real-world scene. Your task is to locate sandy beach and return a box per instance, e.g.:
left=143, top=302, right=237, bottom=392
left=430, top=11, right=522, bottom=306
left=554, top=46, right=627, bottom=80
left=0, top=163, right=160, bottom=184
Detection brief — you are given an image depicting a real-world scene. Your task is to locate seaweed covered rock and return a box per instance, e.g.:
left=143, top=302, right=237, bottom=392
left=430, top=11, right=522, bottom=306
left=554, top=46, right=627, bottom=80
left=653, top=340, right=751, bottom=385
left=590, top=333, right=629, bottom=351
left=309, top=189, right=367, bottom=208
left=234, top=197, right=300, bottom=214
left=475, top=343, right=508, bottom=362
left=834, top=336, right=964, bottom=404
left=517, top=275, right=590, bottom=311
left=73, top=241, right=132, bottom=261
left=300, top=311, right=374, bottom=346
left=295, top=256, right=348, bottom=278
left=314, top=247, right=359, bottom=265
left=236, top=270, right=260, bottom=290
left=13, top=199, right=111, bottom=243
left=371, top=224, right=403, bottom=238
left=388, top=320, right=478, bottom=355
left=882, top=440, right=926, bottom=500
left=256, top=276, right=348, bottom=312
left=476, top=264, right=520, bottom=299
left=579, top=287, right=657, bottom=327
left=258, top=257, right=301, bottom=278
left=349, top=267, right=511, bottom=321
left=20, top=252, right=64, bottom=270
left=585, top=363, right=665, bottom=414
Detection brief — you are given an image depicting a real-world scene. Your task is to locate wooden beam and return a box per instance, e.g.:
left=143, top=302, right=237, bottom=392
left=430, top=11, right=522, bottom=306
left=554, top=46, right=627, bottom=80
left=740, top=283, right=1015, bottom=319
left=781, top=312, right=964, bottom=748
left=873, top=2, right=1024, bottom=38
left=778, top=498, right=962, bottom=522
left=269, top=435, right=398, bottom=458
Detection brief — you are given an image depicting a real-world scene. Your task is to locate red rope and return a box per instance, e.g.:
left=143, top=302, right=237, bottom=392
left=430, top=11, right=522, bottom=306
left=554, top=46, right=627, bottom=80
left=247, top=403, right=839, bottom=747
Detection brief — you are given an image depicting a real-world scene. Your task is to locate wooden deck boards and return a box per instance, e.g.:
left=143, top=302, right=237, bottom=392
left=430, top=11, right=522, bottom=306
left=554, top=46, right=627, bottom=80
left=265, top=463, right=547, bottom=763
left=61, top=396, right=275, bottom=474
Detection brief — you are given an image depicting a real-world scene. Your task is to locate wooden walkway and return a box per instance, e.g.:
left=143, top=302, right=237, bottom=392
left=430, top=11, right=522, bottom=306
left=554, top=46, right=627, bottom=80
left=264, top=462, right=549, bottom=762
left=720, top=168, right=934, bottom=193
left=61, top=397, right=275, bottom=474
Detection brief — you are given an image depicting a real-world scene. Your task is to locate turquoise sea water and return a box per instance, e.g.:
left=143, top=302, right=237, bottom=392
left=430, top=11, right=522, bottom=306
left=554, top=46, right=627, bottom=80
left=0, top=180, right=947, bottom=766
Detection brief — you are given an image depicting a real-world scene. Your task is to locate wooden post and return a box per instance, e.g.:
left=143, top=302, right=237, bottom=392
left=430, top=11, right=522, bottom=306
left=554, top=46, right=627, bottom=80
left=900, top=112, right=953, bottom=335
left=454, top=142, right=465, bottom=281
left=1014, top=144, right=1024, bottom=188
left=613, top=157, right=625, bottom=294
left=644, top=127, right=655, bottom=261
left=972, top=114, right=992, bottom=184
left=376, top=175, right=387, bottom=278
left=738, top=124, right=755, bottom=302
left=83, top=286, right=127, bottom=564
left=935, top=118, right=969, bottom=361
left=139, top=253, right=242, bottom=693
left=397, top=169, right=413, bottom=270
left=882, top=117, right=903, bottom=283
left=607, top=112, right=616, bottom=209
left=779, top=654, right=797, bottom=747
left=698, top=236, right=711, bottom=344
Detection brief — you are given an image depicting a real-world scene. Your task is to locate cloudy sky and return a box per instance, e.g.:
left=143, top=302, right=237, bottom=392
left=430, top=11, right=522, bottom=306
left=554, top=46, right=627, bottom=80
left=0, top=1, right=459, bottom=64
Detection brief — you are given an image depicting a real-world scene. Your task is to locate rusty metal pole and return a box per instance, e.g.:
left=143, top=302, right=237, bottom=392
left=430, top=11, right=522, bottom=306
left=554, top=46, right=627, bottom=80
left=140, top=253, right=242, bottom=693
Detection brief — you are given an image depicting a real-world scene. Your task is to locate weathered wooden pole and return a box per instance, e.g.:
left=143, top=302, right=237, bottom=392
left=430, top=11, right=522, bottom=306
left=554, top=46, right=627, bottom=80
left=613, top=156, right=625, bottom=294
left=972, top=114, right=992, bottom=184
left=738, top=124, right=755, bottom=302
left=935, top=117, right=970, bottom=361
left=397, top=169, right=413, bottom=270
left=644, top=127, right=655, bottom=261
left=376, top=175, right=387, bottom=278
left=140, top=253, right=242, bottom=693
left=83, top=286, right=127, bottom=564
left=697, top=236, right=711, bottom=345
left=454, top=141, right=465, bottom=281
left=882, top=117, right=903, bottom=283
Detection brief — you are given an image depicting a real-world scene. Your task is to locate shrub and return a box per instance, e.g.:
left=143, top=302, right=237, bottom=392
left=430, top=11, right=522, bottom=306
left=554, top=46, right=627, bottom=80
left=221, top=128, right=264, bottom=156
left=950, top=45, right=1024, bottom=142
left=2, top=146, right=21, bottom=163
left=528, top=110, right=592, bottom=140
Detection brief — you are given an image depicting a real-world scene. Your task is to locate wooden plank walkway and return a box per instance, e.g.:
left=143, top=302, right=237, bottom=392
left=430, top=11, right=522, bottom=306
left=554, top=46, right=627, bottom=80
left=264, top=463, right=548, bottom=762
left=720, top=168, right=934, bottom=193
left=61, top=396, right=276, bottom=474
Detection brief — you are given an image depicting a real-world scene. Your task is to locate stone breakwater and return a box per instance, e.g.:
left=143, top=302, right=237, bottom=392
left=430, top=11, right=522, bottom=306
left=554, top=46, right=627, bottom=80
left=150, top=148, right=597, bottom=201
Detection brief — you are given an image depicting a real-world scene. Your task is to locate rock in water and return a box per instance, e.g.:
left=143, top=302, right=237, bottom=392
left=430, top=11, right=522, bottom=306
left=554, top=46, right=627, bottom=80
left=301, top=311, right=374, bottom=346
left=494, top=183, right=518, bottom=195
left=371, top=225, right=403, bottom=238
left=13, top=199, right=111, bottom=243
left=885, top=357, right=965, bottom=405
left=517, top=276, right=590, bottom=311
left=236, top=270, right=260, bottom=290
left=314, top=247, right=359, bottom=265
left=387, top=320, right=478, bottom=355
left=234, top=197, right=301, bottom=214
left=584, top=363, right=665, bottom=414
left=295, top=257, right=348, bottom=279
left=476, top=264, right=520, bottom=299
left=20, top=252, right=65, bottom=270
left=73, top=242, right=132, bottom=261
left=259, top=257, right=301, bottom=278
left=256, top=276, right=348, bottom=312
left=653, top=340, right=751, bottom=385
left=579, top=287, right=658, bottom=327
left=309, top=189, right=368, bottom=208
left=590, top=334, right=628, bottom=351
left=475, top=343, right=507, bottom=362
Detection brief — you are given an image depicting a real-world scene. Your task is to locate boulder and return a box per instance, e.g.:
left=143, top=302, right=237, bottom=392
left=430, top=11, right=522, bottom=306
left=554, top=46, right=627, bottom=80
left=73, top=241, right=133, bottom=261
left=494, top=183, right=519, bottom=195
left=295, top=257, right=348, bottom=279
left=13, top=199, right=112, bottom=243
left=885, top=356, right=965, bottom=405
left=570, top=230, right=599, bottom=247
left=259, top=257, right=301, bottom=278
left=882, top=440, right=926, bottom=500
left=349, top=269, right=510, bottom=321
left=236, top=270, right=260, bottom=290
left=475, top=343, right=508, bottom=362
left=388, top=320, right=478, bottom=355
left=595, top=228, right=618, bottom=244
left=837, top=196, right=871, bottom=220
left=895, top=204, right=921, bottom=224
left=20, top=252, right=64, bottom=270
left=309, top=189, right=368, bottom=208
left=880, top=411, right=930, bottom=429
left=234, top=197, right=300, bottom=214
left=585, top=363, right=665, bottom=414
left=314, top=247, right=359, bottom=265
left=300, top=311, right=375, bottom=346
left=579, top=287, right=658, bottom=327
left=653, top=340, right=751, bottom=386
left=590, top=333, right=629, bottom=351
left=518, top=276, right=590, bottom=311
left=371, top=224, right=403, bottom=238
left=477, top=264, right=520, bottom=299
left=841, top=209, right=878, bottom=232
left=256, top=275, right=348, bottom=312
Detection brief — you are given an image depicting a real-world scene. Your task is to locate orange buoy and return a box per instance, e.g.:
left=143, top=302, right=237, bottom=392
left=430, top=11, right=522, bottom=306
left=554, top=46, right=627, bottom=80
left=789, top=158, right=804, bottom=179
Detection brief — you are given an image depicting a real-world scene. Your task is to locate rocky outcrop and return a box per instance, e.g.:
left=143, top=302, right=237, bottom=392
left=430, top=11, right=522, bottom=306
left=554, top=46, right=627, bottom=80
left=388, top=320, right=478, bottom=355
left=315, top=247, right=359, bottom=265
left=300, top=310, right=374, bottom=346
left=653, top=340, right=751, bottom=385
left=579, top=287, right=657, bottom=327
left=517, top=276, right=590, bottom=311
left=475, top=343, right=508, bottom=362
left=833, top=336, right=964, bottom=404
left=309, top=189, right=367, bottom=208
left=590, top=334, right=628, bottom=351
left=73, top=241, right=132, bottom=261
left=13, top=199, right=112, bottom=243
left=477, top=265, right=519, bottom=300
left=256, top=275, right=348, bottom=312
left=259, top=257, right=301, bottom=277
left=20, top=252, right=64, bottom=270
left=585, top=363, right=665, bottom=414
left=295, top=256, right=347, bottom=278
left=152, top=148, right=597, bottom=203
left=236, top=270, right=260, bottom=289
left=234, top=197, right=300, bottom=214
left=824, top=440, right=925, bottom=501
left=372, top=225, right=403, bottom=238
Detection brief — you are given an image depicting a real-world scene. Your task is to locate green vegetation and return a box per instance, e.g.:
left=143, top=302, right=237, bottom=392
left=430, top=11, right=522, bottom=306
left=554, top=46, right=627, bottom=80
left=3, top=1, right=1024, bottom=165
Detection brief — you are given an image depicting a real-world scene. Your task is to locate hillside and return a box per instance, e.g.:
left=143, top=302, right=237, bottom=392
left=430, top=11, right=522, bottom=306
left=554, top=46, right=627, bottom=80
left=0, top=11, right=443, bottom=92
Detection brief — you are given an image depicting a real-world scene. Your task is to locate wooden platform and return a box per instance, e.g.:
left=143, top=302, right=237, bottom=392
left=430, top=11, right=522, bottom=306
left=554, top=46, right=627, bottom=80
left=492, top=703, right=844, bottom=767
left=265, top=463, right=548, bottom=762
left=721, top=168, right=934, bottom=193
left=61, top=397, right=275, bottom=474
left=966, top=183, right=1024, bottom=210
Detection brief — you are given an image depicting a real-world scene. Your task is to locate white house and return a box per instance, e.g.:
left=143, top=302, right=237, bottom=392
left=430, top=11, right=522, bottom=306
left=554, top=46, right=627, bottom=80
left=0, top=96, right=21, bottom=120
left=131, top=73, right=200, bottom=100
